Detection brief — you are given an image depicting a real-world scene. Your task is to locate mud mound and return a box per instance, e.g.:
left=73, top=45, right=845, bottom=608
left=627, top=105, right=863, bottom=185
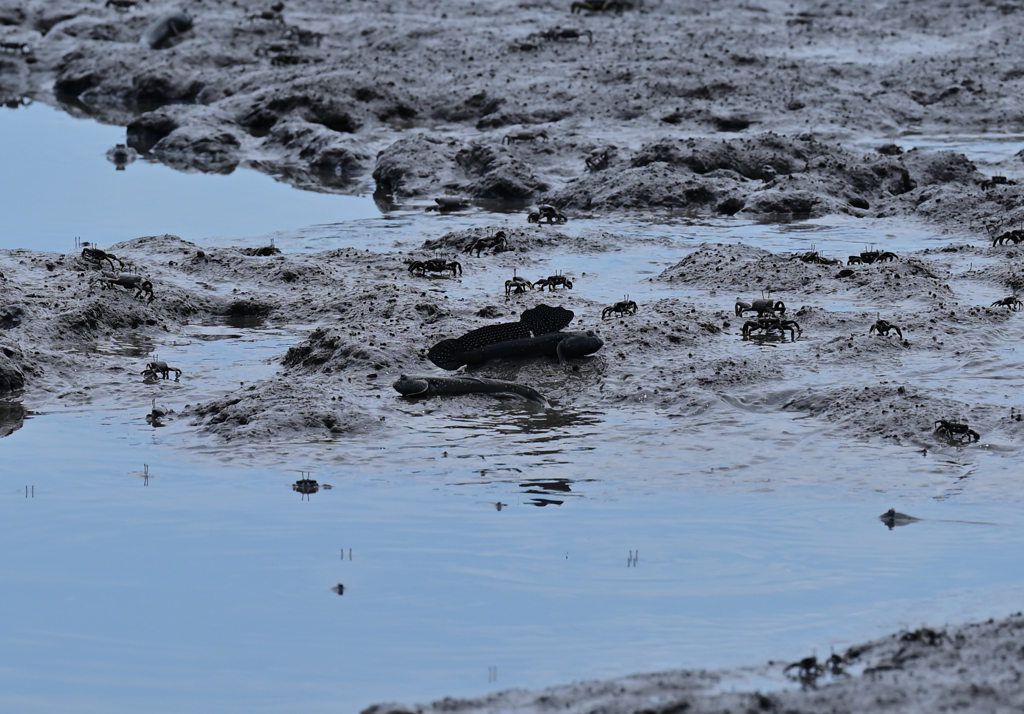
left=421, top=226, right=620, bottom=255
left=282, top=328, right=393, bottom=374
left=0, top=400, right=26, bottom=437
left=373, top=134, right=460, bottom=198
left=0, top=348, right=25, bottom=392
left=186, top=378, right=375, bottom=441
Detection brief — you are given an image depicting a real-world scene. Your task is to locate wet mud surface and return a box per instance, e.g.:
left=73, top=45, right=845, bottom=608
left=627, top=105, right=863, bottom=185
left=4, top=0, right=1024, bottom=711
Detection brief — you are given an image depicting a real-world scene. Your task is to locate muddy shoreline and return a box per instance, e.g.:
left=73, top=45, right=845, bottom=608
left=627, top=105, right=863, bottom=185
left=3, top=0, right=1024, bottom=711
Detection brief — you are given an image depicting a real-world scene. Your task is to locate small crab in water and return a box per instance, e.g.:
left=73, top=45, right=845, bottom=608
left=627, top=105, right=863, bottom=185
left=409, top=258, right=462, bottom=277
left=81, top=247, right=124, bottom=271
left=991, top=295, right=1023, bottom=310
left=141, top=360, right=182, bottom=381
left=535, top=273, right=573, bottom=291
left=527, top=204, right=567, bottom=224
left=100, top=273, right=155, bottom=302
left=869, top=317, right=903, bottom=339
left=464, top=230, right=508, bottom=256
left=502, top=129, right=549, bottom=144
left=784, top=656, right=825, bottom=686
left=146, top=398, right=171, bottom=426
left=602, top=296, right=638, bottom=319
left=427, top=196, right=471, bottom=213
left=742, top=316, right=801, bottom=341
left=505, top=270, right=533, bottom=296
left=934, top=419, right=980, bottom=443
left=735, top=298, right=786, bottom=318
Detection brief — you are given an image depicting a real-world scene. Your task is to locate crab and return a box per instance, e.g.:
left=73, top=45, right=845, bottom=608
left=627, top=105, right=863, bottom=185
left=505, top=271, right=534, bottom=296
left=293, top=477, right=320, bottom=499
left=981, top=176, right=1016, bottom=190
left=535, top=273, right=573, bottom=291
left=869, top=318, right=903, bottom=339
left=141, top=360, right=182, bottom=381
left=247, top=2, right=285, bottom=23
left=735, top=298, right=786, bottom=318
left=571, top=0, right=631, bottom=13
left=991, top=230, right=1024, bottom=246
left=502, top=129, right=549, bottom=144
left=848, top=249, right=898, bottom=265
left=427, top=196, right=471, bottom=213
left=81, top=247, right=124, bottom=271
left=464, top=230, right=508, bottom=256
left=527, top=204, right=568, bottom=224
left=105, top=0, right=140, bottom=10
left=101, top=273, right=155, bottom=302
left=586, top=149, right=612, bottom=172
left=742, top=316, right=801, bottom=341
left=282, top=26, right=324, bottom=47
left=794, top=249, right=840, bottom=265
left=784, top=656, right=825, bottom=684
left=602, top=296, right=638, bottom=319
left=146, top=398, right=171, bottom=426
left=934, top=419, right=980, bottom=443
left=991, top=295, right=1023, bottom=310
left=409, top=258, right=462, bottom=277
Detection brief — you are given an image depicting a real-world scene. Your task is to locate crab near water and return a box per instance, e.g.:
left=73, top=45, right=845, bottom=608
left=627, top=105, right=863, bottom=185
left=141, top=360, right=182, bottom=381
left=105, top=0, right=140, bottom=10
left=502, top=129, right=549, bottom=144
left=533, top=27, right=593, bottom=43
left=571, top=0, right=632, bottom=13
left=586, top=148, right=613, bottom=172
left=408, top=258, right=462, bottom=277
left=505, top=270, right=533, bottom=296
left=742, top=316, right=801, bottom=341
left=934, top=419, right=980, bottom=443
left=464, top=231, right=508, bottom=256
left=794, top=248, right=840, bottom=265
left=535, top=273, right=573, bottom=291
left=990, top=228, right=1024, bottom=246
left=527, top=204, right=567, bottom=224
left=991, top=295, right=1023, bottom=310
left=869, top=318, right=903, bottom=339
left=100, top=273, right=155, bottom=303
left=602, top=296, right=638, bottom=319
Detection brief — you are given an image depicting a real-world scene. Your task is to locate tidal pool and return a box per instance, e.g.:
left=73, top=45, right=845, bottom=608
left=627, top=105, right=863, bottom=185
left=2, top=103, right=1023, bottom=714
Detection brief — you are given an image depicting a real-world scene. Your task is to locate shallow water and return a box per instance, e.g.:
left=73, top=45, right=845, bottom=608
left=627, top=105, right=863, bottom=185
left=2, top=104, right=1024, bottom=713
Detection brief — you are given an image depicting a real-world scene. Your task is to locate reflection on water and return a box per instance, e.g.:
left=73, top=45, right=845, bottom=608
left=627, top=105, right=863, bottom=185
left=0, top=400, right=26, bottom=438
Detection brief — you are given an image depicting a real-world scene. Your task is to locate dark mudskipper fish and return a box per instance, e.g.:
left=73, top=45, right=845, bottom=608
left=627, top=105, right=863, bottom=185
left=393, top=374, right=549, bottom=406
left=427, top=304, right=603, bottom=370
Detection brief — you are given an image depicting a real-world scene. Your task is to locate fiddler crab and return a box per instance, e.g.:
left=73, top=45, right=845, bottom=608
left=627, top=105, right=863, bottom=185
left=247, top=2, right=285, bottom=24
left=981, top=175, right=1016, bottom=190
left=735, top=297, right=786, bottom=318
left=527, top=204, right=568, bottom=224
left=105, top=0, right=140, bottom=10
left=533, top=27, right=593, bottom=43
left=741, top=315, right=801, bottom=341
left=991, top=229, right=1024, bottom=246
left=571, top=0, right=632, bottom=13
left=141, top=360, right=182, bottom=381
left=81, top=247, right=124, bottom=271
left=793, top=247, right=840, bottom=265
left=100, top=273, right=155, bottom=303
left=586, top=148, right=612, bottom=172
left=464, top=230, right=508, bottom=256
left=847, top=249, right=898, bottom=265
left=408, top=258, right=462, bottom=277
left=991, top=295, right=1023, bottom=310
left=502, top=129, right=549, bottom=145
left=602, top=296, right=638, bottom=319
left=784, top=656, right=825, bottom=685
left=535, top=272, right=573, bottom=291
left=934, top=419, right=980, bottom=443
left=146, top=398, right=171, bottom=427
left=505, top=270, right=533, bottom=296
left=427, top=196, right=471, bottom=212
left=869, top=317, right=903, bottom=339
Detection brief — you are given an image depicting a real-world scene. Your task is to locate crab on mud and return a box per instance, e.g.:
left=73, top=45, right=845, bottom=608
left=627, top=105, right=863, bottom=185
left=505, top=272, right=533, bottom=296
left=247, top=2, right=285, bottom=23
left=794, top=249, right=839, bottom=265
left=571, top=0, right=632, bottom=13
left=527, top=204, right=567, bottom=224
left=991, top=229, right=1024, bottom=246
left=101, top=273, right=155, bottom=302
left=535, top=273, right=573, bottom=291
left=141, top=360, right=182, bottom=381
left=409, top=258, right=462, bottom=277
left=427, top=196, right=471, bottom=213
left=784, top=656, right=825, bottom=685
left=282, top=25, right=324, bottom=47
left=82, top=247, right=124, bottom=271
left=502, top=129, right=549, bottom=144
left=934, top=419, right=980, bottom=443
left=735, top=298, right=786, bottom=318
left=848, top=249, right=898, bottom=265
left=586, top=148, right=612, bottom=172
left=869, top=318, right=903, bottom=339
left=991, top=295, right=1023, bottom=310
left=0, top=41, right=31, bottom=54
left=742, top=316, right=801, bottom=341
left=981, top=176, right=1015, bottom=190
left=464, top=231, right=508, bottom=256
left=602, top=296, right=638, bottom=319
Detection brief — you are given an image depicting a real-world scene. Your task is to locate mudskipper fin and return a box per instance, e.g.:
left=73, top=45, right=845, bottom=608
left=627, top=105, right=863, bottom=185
left=520, top=304, right=574, bottom=335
